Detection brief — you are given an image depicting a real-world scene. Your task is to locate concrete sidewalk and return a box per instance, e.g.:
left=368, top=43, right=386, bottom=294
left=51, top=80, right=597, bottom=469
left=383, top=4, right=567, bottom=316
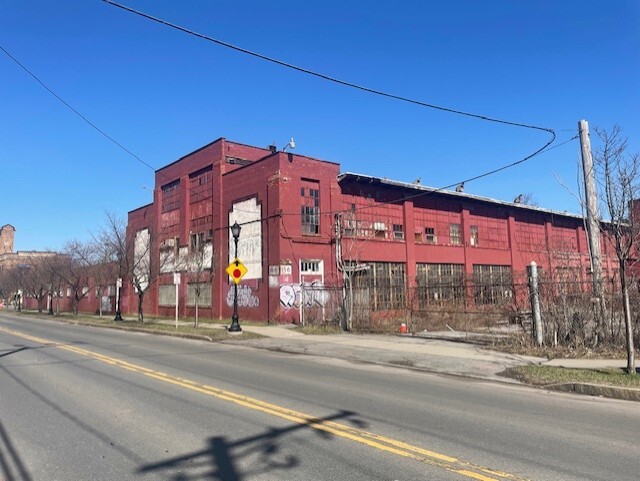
left=236, top=324, right=543, bottom=381
left=232, top=324, right=640, bottom=402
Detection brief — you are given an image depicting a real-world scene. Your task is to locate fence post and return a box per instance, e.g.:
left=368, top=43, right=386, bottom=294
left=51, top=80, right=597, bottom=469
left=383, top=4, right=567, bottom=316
left=300, top=282, right=305, bottom=327
left=529, top=261, right=543, bottom=346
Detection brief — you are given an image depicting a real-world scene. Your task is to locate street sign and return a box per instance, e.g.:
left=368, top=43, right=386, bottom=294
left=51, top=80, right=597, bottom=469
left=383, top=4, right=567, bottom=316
left=226, top=258, right=247, bottom=284
left=173, top=272, right=181, bottom=285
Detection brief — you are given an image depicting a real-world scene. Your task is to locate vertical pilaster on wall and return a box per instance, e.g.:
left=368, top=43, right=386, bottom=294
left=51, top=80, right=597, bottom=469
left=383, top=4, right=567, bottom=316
left=507, top=215, right=518, bottom=270
left=461, top=208, right=472, bottom=275
left=266, top=173, right=281, bottom=323
left=544, top=220, right=553, bottom=272
left=152, top=187, right=162, bottom=317
left=181, top=175, right=190, bottom=249
left=180, top=175, right=189, bottom=318
left=403, top=200, right=416, bottom=292
left=212, top=142, right=226, bottom=320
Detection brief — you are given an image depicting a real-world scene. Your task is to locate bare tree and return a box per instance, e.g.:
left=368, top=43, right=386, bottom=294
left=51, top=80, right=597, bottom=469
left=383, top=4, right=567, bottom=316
left=18, top=258, right=48, bottom=313
left=335, top=211, right=370, bottom=331
left=594, top=126, right=638, bottom=375
left=0, top=268, right=13, bottom=304
left=42, top=254, right=67, bottom=315
left=59, top=240, right=97, bottom=315
left=91, top=223, right=121, bottom=318
left=98, top=213, right=160, bottom=323
left=520, top=193, right=539, bottom=207
left=184, top=232, right=215, bottom=328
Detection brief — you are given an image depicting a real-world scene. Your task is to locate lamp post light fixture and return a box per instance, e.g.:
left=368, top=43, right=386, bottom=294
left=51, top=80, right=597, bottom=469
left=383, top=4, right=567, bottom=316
left=229, top=221, right=242, bottom=333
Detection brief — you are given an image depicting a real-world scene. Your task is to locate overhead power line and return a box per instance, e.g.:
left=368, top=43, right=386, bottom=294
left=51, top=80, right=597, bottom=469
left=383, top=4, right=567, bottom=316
left=101, top=1, right=555, bottom=138
left=2, top=0, right=569, bottom=228
left=0, top=41, right=571, bottom=226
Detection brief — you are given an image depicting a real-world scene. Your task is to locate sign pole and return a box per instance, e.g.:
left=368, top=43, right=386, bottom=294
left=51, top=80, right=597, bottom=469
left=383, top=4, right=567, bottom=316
left=173, top=272, right=181, bottom=329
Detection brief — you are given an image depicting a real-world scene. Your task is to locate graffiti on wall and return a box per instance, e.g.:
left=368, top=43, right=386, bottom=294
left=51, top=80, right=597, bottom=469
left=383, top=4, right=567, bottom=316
left=279, top=281, right=329, bottom=309
left=226, top=284, right=260, bottom=308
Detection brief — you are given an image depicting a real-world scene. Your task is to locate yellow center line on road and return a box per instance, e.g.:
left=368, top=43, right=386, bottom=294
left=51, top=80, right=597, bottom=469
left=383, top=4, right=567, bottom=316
left=0, top=326, right=529, bottom=481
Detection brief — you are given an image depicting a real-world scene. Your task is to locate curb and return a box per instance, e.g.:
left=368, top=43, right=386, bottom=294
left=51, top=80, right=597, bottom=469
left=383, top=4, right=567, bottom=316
left=544, top=382, right=640, bottom=402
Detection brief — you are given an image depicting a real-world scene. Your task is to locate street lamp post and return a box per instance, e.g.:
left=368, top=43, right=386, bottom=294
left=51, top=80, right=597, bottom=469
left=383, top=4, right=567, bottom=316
left=114, top=278, right=123, bottom=321
left=229, top=221, right=242, bottom=333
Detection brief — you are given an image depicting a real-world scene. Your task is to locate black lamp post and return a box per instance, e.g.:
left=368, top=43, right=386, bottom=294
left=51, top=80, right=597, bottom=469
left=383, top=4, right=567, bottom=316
left=229, top=221, right=242, bottom=333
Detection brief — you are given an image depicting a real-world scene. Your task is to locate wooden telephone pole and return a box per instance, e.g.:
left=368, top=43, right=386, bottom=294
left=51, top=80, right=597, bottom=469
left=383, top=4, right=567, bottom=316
left=579, top=119, right=606, bottom=335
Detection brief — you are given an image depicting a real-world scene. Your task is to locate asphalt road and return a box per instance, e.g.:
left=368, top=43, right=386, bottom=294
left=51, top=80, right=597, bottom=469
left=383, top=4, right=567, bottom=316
left=1, top=312, right=638, bottom=481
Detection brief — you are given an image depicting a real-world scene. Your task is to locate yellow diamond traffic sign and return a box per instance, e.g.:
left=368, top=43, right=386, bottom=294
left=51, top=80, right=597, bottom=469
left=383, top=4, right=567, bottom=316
left=226, top=258, right=247, bottom=284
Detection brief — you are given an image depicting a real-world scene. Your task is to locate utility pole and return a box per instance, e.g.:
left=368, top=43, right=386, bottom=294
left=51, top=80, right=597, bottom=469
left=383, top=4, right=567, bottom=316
left=579, top=119, right=606, bottom=335
left=529, top=262, right=543, bottom=346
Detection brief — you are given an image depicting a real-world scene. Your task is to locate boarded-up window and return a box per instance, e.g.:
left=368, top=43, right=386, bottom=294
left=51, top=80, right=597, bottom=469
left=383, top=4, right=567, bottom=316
left=162, top=180, right=180, bottom=213
left=187, top=283, right=212, bottom=307
left=159, top=284, right=176, bottom=306
left=189, top=166, right=213, bottom=203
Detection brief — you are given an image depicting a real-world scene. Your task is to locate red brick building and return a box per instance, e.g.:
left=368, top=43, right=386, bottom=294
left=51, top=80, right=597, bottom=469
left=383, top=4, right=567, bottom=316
left=124, top=137, right=619, bottom=323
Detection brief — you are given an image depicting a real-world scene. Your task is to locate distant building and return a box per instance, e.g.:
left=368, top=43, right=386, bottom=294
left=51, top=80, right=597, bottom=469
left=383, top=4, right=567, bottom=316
left=124, top=137, right=621, bottom=323
left=0, top=224, right=15, bottom=255
left=0, top=224, right=56, bottom=272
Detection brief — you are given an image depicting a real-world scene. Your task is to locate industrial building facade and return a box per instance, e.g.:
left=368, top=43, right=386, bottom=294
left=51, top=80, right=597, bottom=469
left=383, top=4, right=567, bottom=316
left=124, top=137, right=619, bottom=323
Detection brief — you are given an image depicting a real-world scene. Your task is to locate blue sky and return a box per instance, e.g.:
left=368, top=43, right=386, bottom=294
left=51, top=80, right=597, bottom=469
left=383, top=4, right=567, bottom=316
left=1, top=1, right=638, bottom=251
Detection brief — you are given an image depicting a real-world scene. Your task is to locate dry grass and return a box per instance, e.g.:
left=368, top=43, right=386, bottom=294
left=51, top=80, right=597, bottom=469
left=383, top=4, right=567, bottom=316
left=21, top=311, right=263, bottom=341
left=296, top=324, right=344, bottom=335
left=503, top=365, right=640, bottom=388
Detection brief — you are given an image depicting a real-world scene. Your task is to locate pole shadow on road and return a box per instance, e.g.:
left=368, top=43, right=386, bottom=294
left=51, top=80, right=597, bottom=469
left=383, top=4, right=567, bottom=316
left=137, top=410, right=368, bottom=481
left=0, top=420, right=33, bottom=481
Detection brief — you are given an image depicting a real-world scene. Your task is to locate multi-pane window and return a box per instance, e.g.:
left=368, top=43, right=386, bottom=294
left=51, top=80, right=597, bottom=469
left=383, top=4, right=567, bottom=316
left=450, top=223, right=461, bottom=245
left=470, top=225, right=479, bottom=246
left=416, top=264, right=465, bottom=307
left=301, top=260, right=321, bottom=274
left=354, top=262, right=406, bottom=310
left=162, top=180, right=181, bottom=213
left=473, top=265, right=513, bottom=305
left=190, top=231, right=211, bottom=252
left=393, top=224, right=404, bottom=240
left=374, top=222, right=387, bottom=239
left=301, top=179, right=320, bottom=235
left=425, top=227, right=437, bottom=244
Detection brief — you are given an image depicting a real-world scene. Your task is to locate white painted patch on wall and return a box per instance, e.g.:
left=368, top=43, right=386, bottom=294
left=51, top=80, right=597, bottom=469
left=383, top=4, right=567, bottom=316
left=229, top=198, right=262, bottom=280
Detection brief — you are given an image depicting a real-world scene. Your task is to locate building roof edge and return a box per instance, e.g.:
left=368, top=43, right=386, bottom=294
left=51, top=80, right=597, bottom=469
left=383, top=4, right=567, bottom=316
left=337, top=172, right=587, bottom=222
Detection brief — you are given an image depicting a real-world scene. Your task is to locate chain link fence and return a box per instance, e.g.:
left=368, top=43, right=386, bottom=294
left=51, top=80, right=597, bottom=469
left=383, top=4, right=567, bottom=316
left=299, top=271, right=640, bottom=348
